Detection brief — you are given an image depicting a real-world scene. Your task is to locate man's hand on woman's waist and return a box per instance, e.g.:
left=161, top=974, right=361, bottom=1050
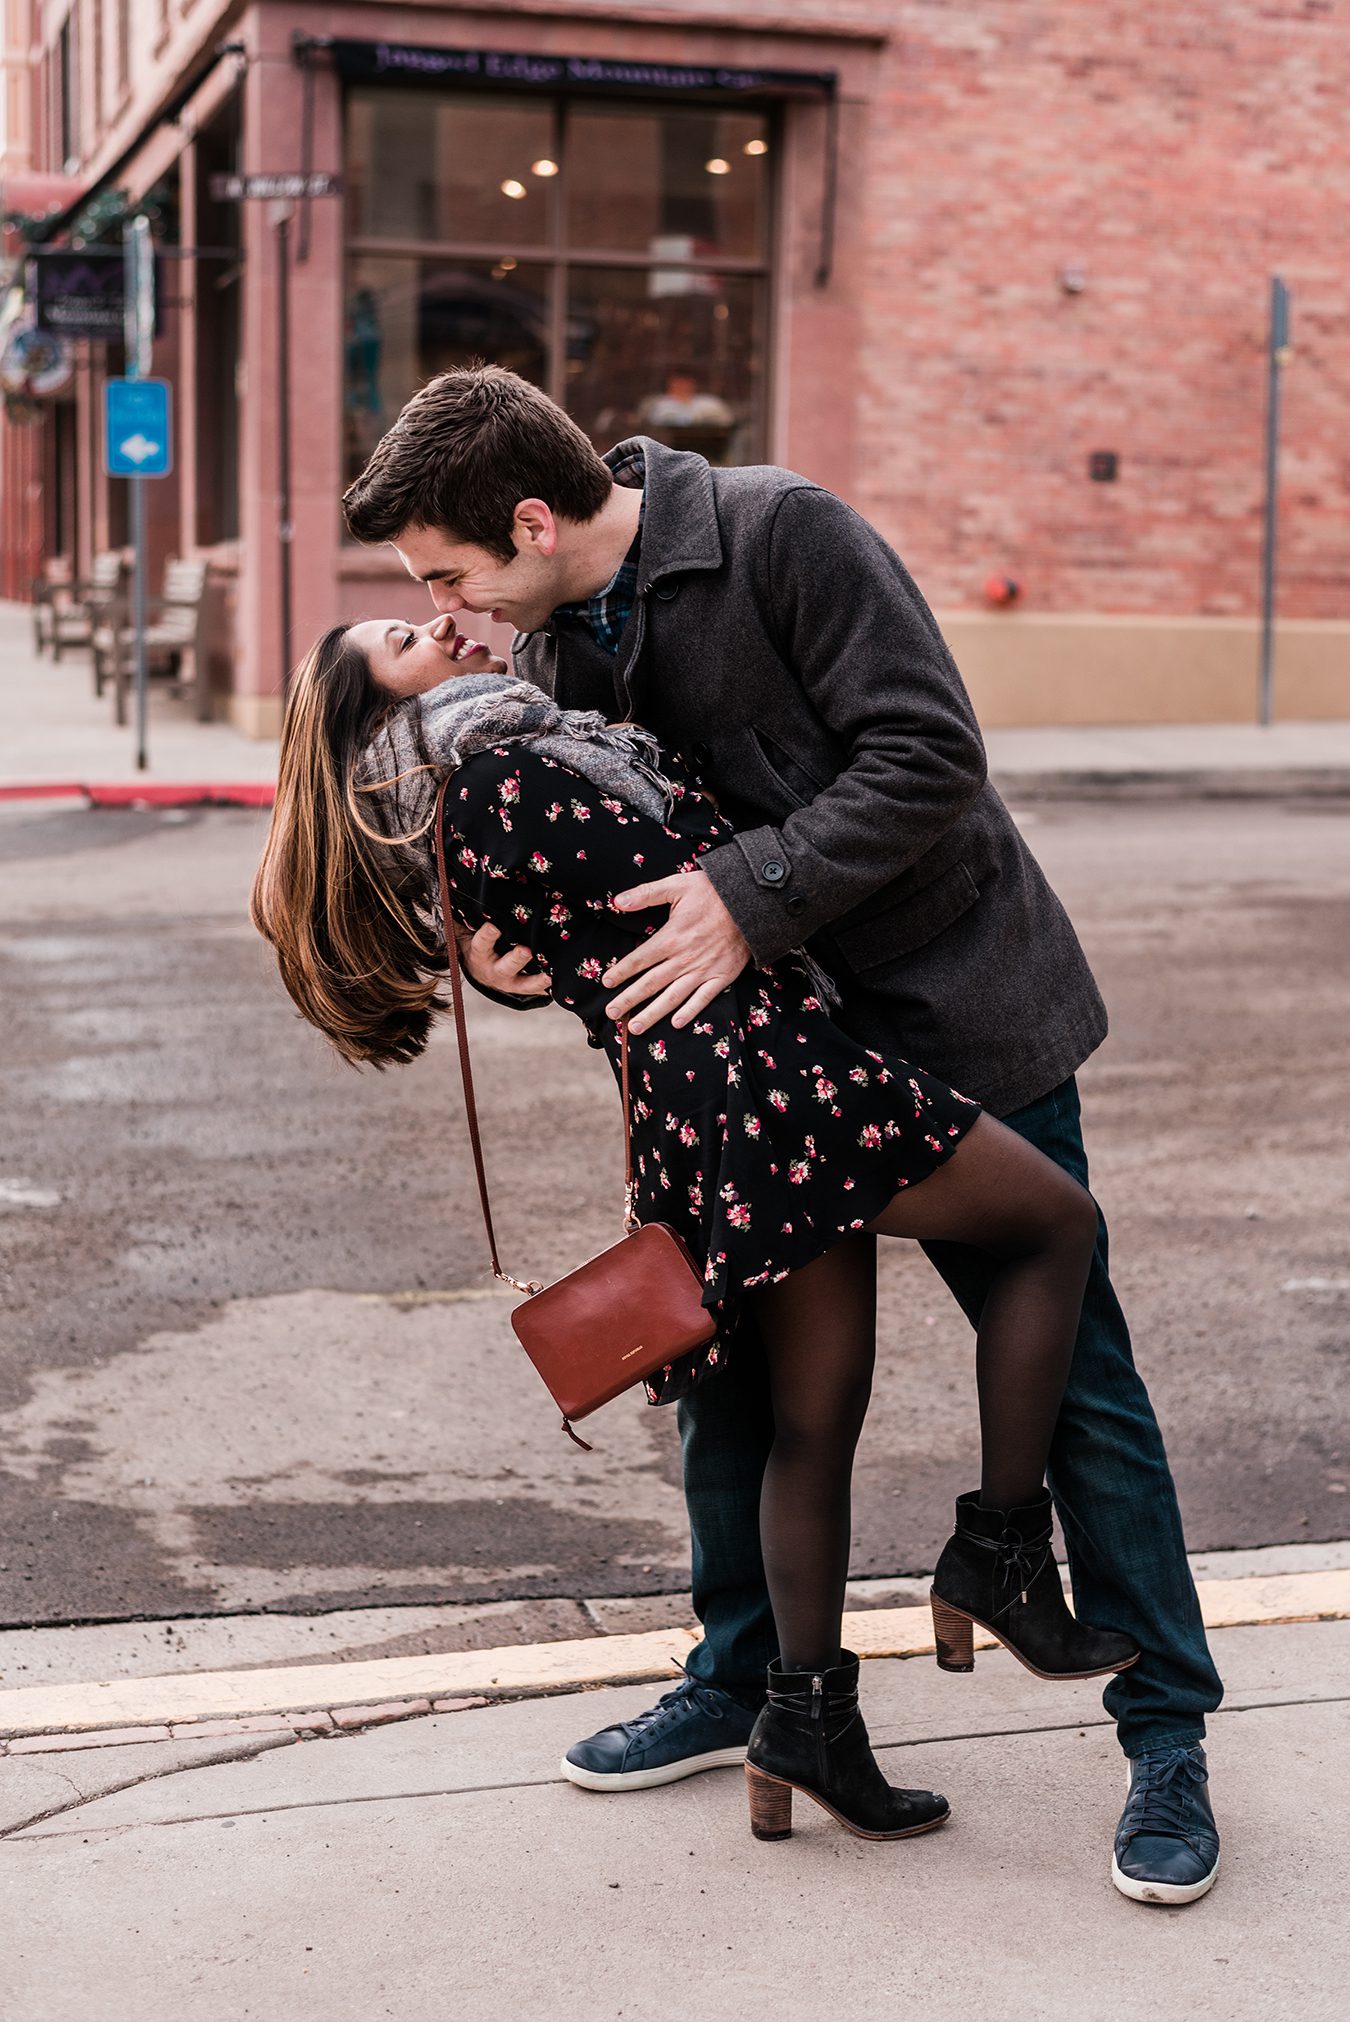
left=453, top=874, right=750, bottom=1029
left=602, top=870, right=750, bottom=1033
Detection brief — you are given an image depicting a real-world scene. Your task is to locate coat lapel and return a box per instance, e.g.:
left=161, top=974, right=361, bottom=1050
left=523, top=438, right=725, bottom=722
left=607, top=436, right=724, bottom=718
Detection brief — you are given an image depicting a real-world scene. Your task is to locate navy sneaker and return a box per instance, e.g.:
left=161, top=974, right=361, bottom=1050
left=1112, top=1742, right=1220, bottom=1905
left=562, top=1678, right=759, bottom=1791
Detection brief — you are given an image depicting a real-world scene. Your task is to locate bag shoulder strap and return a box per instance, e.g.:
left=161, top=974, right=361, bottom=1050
left=431, top=775, right=637, bottom=1296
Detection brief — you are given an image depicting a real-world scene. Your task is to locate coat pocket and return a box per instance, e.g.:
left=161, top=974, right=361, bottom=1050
left=831, top=860, right=980, bottom=973
left=749, top=727, right=826, bottom=811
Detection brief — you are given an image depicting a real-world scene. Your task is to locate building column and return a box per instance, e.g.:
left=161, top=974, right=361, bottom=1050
left=231, top=14, right=341, bottom=738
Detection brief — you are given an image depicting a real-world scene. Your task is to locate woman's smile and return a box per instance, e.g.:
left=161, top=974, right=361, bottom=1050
left=347, top=612, right=508, bottom=697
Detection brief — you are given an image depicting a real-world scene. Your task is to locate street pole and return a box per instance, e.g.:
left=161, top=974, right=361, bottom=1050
left=273, top=203, right=294, bottom=692
left=123, top=216, right=154, bottom=771
left=1258, top=276, right=1290, bottom=729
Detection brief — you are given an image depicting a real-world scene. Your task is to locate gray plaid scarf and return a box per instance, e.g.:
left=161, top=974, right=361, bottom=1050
left=361, top=671, right=838, bottom=1004
left=365, top=672, right=681, bottom=838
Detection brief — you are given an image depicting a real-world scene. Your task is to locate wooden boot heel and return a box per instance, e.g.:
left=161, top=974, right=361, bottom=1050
left=930, top=1594, right=976, bottom=1672
left=746, top=1764, right=794, bottom=1841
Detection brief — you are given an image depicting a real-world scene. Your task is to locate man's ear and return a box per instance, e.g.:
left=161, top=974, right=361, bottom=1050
left=512, top=498, right=558, bottom=556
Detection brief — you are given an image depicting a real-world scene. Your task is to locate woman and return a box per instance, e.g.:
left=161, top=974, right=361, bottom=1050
left=252, top=613, right=1137, bottom=1846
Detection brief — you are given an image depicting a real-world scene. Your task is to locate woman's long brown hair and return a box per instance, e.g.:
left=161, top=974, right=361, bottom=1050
left=250, top=627, right=446, bottom=1067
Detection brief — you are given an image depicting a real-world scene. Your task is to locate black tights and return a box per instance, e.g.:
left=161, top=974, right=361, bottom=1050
left=748, top=1111, right=1098, bottom=1672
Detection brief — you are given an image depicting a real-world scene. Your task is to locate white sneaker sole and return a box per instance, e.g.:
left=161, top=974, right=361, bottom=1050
left=561, top=1744, right=748, bottom=1792
left=1111, top=1852, right=1219, bottom=1905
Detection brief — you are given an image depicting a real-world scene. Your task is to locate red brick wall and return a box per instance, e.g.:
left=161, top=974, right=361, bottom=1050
left=707, top=0, right=1349, bottom=619
left=844, top=0, right=1350, bottom=618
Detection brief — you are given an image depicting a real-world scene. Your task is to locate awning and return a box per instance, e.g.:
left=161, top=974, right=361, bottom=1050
left=1, top=172, right=91, bottom=254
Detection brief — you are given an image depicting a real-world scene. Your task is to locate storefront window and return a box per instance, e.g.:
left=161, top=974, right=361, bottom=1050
left=344, top=88, right=773, bottom=486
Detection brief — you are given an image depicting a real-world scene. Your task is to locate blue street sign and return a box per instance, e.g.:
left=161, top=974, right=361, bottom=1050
left=104, top=378, right=173, bottom=477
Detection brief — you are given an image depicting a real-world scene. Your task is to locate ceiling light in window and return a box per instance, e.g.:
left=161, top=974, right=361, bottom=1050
left=500, top=179, right=528, bottom=200
left=531, top=158, right=559, bottom=178
left=704, top=158, right=731, bottom=176
left=713, top=303, right=730, bottom=321
left=498, top=257, right=518, bottom=272
left=743, top=138, right=769, bottom=157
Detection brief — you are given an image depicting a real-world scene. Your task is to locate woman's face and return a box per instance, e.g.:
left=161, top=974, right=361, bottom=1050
left=347, top=612, right=507, bottom=699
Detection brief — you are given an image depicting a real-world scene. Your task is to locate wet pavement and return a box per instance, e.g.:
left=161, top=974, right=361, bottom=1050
left=1, top=791, right=1347, bottom=1629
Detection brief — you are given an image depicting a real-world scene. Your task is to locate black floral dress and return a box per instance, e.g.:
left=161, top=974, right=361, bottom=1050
left=439, top=743, right=981, bottom=1405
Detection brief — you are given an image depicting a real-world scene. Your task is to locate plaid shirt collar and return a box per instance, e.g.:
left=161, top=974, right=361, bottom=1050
left=551, top=446, right=646, bottom=654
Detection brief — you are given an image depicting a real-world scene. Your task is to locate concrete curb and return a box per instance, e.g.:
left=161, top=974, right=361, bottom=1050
left=991, top=767, right=1350, bottom=801
left=2, top=1567, right=1347, bottom=1749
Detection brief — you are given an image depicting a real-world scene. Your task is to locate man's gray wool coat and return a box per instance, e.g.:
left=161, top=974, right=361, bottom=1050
left=511, top=437, right=1107, bottom=1117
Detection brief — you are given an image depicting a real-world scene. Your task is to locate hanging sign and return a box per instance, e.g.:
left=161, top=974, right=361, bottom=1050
left=30, top=250, right=127, bottom=339
left=209, top=173, right=343, bottom=202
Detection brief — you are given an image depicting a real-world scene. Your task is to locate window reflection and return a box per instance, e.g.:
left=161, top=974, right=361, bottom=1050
left=344, top=258, right=549, bottom=481
left=347, top=92, right=555, bottom=244
left=343, top=90, right=773, bottom=478
left=565, top=268, right=762, bottom=465
left=566, top=107, right=768, bottom=258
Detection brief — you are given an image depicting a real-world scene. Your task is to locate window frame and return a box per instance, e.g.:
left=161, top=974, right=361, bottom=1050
left=342, top=85, right=780, bottom=477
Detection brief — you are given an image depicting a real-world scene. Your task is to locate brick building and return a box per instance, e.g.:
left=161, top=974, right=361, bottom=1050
left=1, top=1, right=1347, bottom=732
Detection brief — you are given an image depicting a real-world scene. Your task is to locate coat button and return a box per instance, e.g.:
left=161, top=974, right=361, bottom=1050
left=691, top=742, right=712, bottom=767
left=785, top=894, right=806, bottom=917
left=654, top=580, right=681, bottom=602
left=761, top=859, right=786, bottom=884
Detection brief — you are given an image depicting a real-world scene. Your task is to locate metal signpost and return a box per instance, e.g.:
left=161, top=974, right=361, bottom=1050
left=104, top=216, right=171, bottom=773
left=1258, top=276, right=1291, bottom=729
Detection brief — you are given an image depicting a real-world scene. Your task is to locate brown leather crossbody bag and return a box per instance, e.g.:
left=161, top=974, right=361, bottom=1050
left=433, top=777, right=717, bottom=1449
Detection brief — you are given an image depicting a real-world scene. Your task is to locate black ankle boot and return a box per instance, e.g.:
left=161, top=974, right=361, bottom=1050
left=930, top=1490, right=1139, bottom=1681
left=744, top=1650, right=949, bottom=1842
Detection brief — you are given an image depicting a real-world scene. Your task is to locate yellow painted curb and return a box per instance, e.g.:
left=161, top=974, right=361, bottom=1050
left=1, top=1568, right=1347, bottom=1741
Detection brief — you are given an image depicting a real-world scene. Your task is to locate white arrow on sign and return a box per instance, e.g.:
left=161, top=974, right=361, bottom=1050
left=118, top=432, right=162, bottom=465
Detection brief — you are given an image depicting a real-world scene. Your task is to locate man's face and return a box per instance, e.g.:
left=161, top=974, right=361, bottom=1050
left=394, top=504, right=566, bottom=636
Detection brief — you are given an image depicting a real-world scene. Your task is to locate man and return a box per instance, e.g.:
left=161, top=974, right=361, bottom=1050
left=344, top=366, right=1223, bottom=1905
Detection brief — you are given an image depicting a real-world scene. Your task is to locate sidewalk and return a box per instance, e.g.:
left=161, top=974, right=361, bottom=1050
left=985, top=718, right=1350, bottom=799
left=3, top=600, right=1349, bottom=801
left=0, top=600, right=278, bottom=798
left=2, top=1613, right=1346, bottom=2019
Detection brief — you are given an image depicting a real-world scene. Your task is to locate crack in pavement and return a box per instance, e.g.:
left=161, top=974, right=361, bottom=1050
left=9, top=1693, right=1348, bottom=1844
left=0, top=1733, right=297, bottom=1840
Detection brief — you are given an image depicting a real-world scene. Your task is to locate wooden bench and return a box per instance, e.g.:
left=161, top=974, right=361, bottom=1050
left=99, top=558, right=213, bottom=725
left=46, top=552, right=127, bottom=677
left=30, top=560, right=74, bottom=655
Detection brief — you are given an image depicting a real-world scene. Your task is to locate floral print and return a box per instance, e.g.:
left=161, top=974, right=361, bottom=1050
left=440, top=743, right=981, bottom=1405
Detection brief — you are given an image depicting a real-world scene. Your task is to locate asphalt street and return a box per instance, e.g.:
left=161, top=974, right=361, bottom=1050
left=1, top=792, right=1347, bottom=1630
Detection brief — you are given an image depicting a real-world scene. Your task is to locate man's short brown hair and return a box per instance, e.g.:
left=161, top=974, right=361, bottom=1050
left=342, top=365, right=613, bottom=563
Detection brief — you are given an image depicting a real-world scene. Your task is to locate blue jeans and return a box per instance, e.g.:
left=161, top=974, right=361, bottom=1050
left=679, top=1075, right=1223, bottom=1758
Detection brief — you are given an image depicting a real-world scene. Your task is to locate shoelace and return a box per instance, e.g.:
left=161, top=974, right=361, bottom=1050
left=1121, top=1749, right=1209, bottom=1844
left=623, top=1682, right=724, bottom=1738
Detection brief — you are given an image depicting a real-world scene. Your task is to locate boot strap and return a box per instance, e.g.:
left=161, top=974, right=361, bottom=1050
left=765, top=1685, right=860, bottom=1715
left=962, top=1528, right=1054, bottom=1616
